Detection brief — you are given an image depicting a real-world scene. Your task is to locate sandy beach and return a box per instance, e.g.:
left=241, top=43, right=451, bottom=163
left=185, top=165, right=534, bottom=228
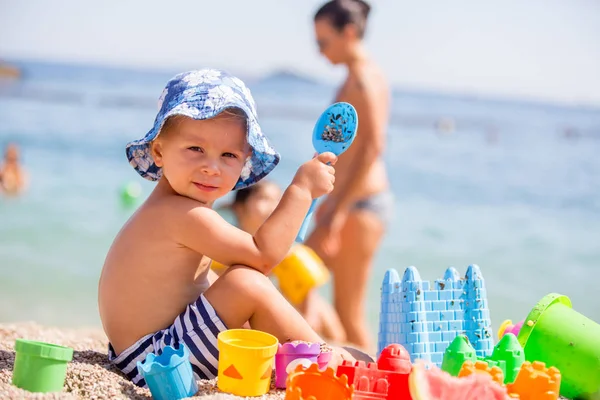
left=0, top=322, right=285, bottom=400
left=0, top=322, right=576, bottom=400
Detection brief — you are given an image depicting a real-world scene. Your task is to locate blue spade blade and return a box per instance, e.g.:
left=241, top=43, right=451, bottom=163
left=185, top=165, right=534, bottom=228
left=296, top=102, right=358, bottom=242
left=312, top=102, right=358, bottom=156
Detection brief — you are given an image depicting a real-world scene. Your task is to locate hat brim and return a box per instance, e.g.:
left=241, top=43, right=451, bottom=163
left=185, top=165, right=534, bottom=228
left=125, top=101, right=280, bottom=190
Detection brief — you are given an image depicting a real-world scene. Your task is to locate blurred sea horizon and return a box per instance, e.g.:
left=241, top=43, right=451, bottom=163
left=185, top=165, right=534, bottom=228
left=1, top=59, right=599, bottom=342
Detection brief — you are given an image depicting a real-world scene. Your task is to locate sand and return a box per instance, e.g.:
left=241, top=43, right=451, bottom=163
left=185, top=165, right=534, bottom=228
left=0, top=322, right=285, bottom=400
left=1, top=322, right=573, bottom=400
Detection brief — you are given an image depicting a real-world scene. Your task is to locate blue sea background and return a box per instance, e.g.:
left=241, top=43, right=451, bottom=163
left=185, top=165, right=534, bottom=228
left=1, top=60, right=599, bottom=342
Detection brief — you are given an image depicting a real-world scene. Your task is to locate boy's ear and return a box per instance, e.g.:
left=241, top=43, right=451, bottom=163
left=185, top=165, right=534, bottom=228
left=150, top=140, right=164, bottom=167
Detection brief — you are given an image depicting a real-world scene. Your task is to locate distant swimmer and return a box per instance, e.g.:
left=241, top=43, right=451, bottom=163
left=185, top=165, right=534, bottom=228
left=562, top=126, right=580, bottom=140
left=435, top=117, right=456, bottom=135
left=0, top=143, right=28, bottom=196
left=486, top=127, right=499, bottom=144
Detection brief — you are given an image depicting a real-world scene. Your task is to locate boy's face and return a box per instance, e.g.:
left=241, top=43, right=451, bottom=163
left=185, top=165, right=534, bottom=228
left=152, top=115, right=250, bottom=205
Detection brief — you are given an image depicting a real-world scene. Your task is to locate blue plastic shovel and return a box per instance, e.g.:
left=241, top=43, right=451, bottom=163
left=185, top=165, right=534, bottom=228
left=295, top=102, right=358, bottom=242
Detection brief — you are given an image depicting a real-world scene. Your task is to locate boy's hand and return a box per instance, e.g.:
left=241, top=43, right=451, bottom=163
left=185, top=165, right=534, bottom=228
left=292, top=152, right=337, bottom=199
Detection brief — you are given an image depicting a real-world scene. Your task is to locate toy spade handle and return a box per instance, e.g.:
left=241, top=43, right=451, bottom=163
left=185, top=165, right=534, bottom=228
left=295, top=198, right=318, bottom=242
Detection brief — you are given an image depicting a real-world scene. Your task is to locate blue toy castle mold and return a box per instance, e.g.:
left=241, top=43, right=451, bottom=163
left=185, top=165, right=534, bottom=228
left=378, top=265, right=494, bottom=367
left=136, top=343, right=198, bottom=400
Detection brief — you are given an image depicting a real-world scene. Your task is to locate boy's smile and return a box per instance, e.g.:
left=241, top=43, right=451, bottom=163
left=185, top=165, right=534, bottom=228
left=151, top=112, right=250, bottom=204
left=193, top=182, right=219, bottom=193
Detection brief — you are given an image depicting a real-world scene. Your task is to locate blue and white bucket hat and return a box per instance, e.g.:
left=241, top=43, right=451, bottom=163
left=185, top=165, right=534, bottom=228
left=126, top=69, right=280, bottom=190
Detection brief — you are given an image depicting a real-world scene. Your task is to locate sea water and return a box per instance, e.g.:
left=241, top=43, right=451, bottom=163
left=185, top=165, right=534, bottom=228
left=1, top=61, right=599, bottom=342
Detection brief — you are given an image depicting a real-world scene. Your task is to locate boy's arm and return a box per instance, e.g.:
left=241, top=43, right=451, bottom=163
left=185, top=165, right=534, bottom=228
left=169, top=183, right=313, bottom=275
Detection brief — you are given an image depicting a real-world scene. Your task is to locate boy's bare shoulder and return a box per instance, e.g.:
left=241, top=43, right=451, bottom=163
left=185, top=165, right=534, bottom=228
left=109, top=194, right=217, bottom=263
left=141, top=192, right=219, bottom=233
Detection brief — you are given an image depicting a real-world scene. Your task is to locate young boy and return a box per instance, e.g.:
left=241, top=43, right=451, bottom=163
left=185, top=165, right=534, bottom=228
left=98, top=69, right=354, bottom=388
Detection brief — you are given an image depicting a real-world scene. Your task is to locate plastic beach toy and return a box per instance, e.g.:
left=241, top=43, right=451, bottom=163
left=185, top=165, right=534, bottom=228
left=517, top=293, right=600, bottom=399
left=275, top=341, right=321, bottom=388
left=410, top=360, right=510, bottom=400
left=285, top=363, right=353, bottom=400
left=498, top=319, right=524, bottom=340
left=12, top=339, right=73, bottom=393
left=217, top=329, right=278, bottom=397
left=136, top=343, right=198, bottom=400
left=317, top=345, right=333, bottom=370
left=442, top=333, right=525, bottom=384
left=120, top=181, right=142, bottom=208
left=272, top=244, right=330, bottom=305
left=295, top=102, right=358, bottom=242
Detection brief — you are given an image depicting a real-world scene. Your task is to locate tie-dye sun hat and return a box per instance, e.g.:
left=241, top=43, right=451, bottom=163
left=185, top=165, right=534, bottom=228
left=125, top=69, right=280, bottom=190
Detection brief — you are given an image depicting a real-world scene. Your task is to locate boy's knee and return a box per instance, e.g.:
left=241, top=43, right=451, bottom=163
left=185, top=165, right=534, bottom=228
left=224, top=265, right=273, bottom=292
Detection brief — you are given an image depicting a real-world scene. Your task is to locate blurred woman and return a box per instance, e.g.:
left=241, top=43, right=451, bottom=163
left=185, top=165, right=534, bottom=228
left=306, top=0, right=393, bottom=352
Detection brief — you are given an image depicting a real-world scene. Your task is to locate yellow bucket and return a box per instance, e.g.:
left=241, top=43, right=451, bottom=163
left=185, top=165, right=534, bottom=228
left=210, top=259, right=228, bottom=274
left=272, top=244, right=330, bottom=305
left=217, top=329, right=278, bottom=397
left=211, top=245, right=330, bottom=306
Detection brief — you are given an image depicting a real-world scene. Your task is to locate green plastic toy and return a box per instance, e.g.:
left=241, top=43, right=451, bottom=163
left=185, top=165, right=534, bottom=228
left=489, top=333, right=525, bottom=383
left=12, top=339, right=74, bottom=393
left=517, top=293, right=600, bottom=399
left=120, top=181, right=142, bottom=208
left=441, top=333, right=525, bottom=384
left=441, top=335, right=476, bottom=377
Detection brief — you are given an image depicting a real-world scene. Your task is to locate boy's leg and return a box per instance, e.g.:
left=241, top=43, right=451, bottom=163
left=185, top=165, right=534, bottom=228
left=207, top=267, right=251, bottom=329
left=203, top=265, right=356, bottom=368
left=203, top=265, right=323, bottom=344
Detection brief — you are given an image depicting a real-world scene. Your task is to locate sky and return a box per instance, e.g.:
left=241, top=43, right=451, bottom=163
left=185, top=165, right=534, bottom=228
left=1, top=0, right=600, bottom=106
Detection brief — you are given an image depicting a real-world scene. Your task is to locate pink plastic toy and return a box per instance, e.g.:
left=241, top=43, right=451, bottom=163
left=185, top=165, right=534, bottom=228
left=497, top=319, right=524, bottom=340
left=317, top=346, right=332, bottom=370
left=275, top=341, right=320, bottom=389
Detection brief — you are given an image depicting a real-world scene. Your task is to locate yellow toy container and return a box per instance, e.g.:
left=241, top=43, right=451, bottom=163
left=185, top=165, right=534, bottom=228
left=210, top=259, right=228, bottom=274
left=217, top=329, right=278, bottom=397
left=211, top=244, right=330, bottom=306
left=272, top=244, right=330, bottom=305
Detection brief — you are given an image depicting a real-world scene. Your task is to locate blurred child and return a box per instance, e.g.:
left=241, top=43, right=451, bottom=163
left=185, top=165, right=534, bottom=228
left=98, top=69, right=354, bottom=388
left=216, top=180, right=347, bottom=343
left=0, top=143, right=28, bottom=195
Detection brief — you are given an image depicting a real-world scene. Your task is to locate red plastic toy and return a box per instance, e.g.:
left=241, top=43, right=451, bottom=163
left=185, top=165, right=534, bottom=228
left=336, top=344, right=413, bottom=400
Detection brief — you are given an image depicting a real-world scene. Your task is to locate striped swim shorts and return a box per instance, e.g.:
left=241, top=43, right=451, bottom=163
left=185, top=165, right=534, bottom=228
left=108, top=294, right=228, bottom=388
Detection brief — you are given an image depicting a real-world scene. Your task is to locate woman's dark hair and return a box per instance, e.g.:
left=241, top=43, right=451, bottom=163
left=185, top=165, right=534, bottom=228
left=314, top=0, right=371, bottom=38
